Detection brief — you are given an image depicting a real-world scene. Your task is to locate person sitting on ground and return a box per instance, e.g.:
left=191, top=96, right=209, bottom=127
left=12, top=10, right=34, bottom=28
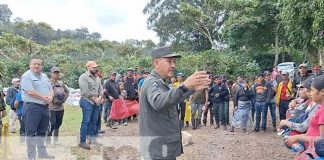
left=285, top=75, right=324, bottom=158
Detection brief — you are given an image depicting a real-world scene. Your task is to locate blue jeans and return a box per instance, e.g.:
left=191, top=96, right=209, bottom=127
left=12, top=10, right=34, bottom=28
left=279, top=100, right=290, bottom=120
left=17, top=114, right=25, bottom=135
left=97, top=105, right=102, bottom=132
left=213, top=102, right=226, bottom=125
left=254, top=101, right=266, bottom=130
left=79, top=98, right=100, bottom=144
left=224, top=101, right=229, bottom=124
left=261, top=102, right=276, bottom=129
left=24, top=102, right=50, bottom=159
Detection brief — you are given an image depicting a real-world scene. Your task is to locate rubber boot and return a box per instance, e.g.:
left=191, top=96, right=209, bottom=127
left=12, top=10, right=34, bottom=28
left=196, top=118, right=200, bottom=128
left=215, top=122, right=220, bottom=129
left=210, top=119, right=214, bottom=125
left=185, top=121, right=190, bottom=128
left=273, top=122, right=277, bottom=132
left=191, top=119, right=196, bottom=130
left=180, top=120, right=185, bottom=131
left=202, top=119, right=207, bottom=126
left=53, top=129, right=59, bottom=145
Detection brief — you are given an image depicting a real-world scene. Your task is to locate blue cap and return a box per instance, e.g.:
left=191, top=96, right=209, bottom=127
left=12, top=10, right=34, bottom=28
left=177, top=72, right=184, bottom=77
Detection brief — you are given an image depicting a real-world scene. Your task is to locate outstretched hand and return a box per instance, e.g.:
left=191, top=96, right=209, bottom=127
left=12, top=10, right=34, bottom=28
left=183, top=71, right=211, bottom=91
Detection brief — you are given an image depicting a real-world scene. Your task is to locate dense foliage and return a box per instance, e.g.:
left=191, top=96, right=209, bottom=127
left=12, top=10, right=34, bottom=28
left=1, top=1, right=323, bottom=87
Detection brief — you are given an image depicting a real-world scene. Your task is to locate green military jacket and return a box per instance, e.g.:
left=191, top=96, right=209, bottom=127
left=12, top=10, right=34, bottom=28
left=139, top=70, right=193, bottom=159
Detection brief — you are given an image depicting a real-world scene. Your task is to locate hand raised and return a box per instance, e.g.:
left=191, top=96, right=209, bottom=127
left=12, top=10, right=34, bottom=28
left=183, top=71, right=211, bottom=91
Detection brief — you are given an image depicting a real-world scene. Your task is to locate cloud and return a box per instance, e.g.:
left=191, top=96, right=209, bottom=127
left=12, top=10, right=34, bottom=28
left=1, top=0, right=159, bottom=43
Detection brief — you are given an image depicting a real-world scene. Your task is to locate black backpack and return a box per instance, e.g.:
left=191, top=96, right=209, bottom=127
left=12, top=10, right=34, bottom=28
left=52, top=83, right=66, bottom=104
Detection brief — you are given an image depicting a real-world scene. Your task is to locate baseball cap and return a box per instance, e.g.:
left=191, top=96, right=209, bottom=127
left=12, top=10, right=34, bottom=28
left=110, top=71, right=117, bottom=75
left=264, top=71, right=271, bottom=76
left=281, top=71, right=289, bottom=75
left=86, top=61, right=99, bottom=68
left=151, top=46, right=181, bottom=59
left=298, top=63, right=307, bottom=68
left=127, top=68, right=134, bottom=72
left=11, top=78, right=20, bottom=83
left=50, top=67, right=61, bottom=73
left=177, top=72, right=184, bottom=77
left=257, top=73, right=264, bottom=77
left=143, top=70, right=150, bottom=74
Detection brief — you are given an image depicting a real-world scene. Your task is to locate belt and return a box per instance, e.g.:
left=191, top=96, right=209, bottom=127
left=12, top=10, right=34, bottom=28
left=25, top=102, right=49, bottom=107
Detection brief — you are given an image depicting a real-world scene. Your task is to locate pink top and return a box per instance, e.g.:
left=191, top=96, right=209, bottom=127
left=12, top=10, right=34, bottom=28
left=306, top=104, right=324, bottom=136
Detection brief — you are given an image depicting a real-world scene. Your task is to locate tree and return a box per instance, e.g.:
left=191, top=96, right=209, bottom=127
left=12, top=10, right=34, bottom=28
left=89, top=32, right=101, bottom=41
left=0, top=4, right=12, bottom=25
left=223, top=0, right=283, bottom=66
left=143, top=0, right=228, bottom=51
left=278, top=0, right=324, bottom=65
left=179, top=0, right=229, bottom=50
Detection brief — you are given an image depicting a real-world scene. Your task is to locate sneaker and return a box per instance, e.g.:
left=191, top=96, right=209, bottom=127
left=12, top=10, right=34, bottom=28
left=253, top=128, right=259, bottom=132
left=215, top=124, right=220, bottom=129
left=38, top=154, right=55, bottom=159
left=242, top=128, right=246, bottom=133
left=111, top=125, right=117, bottom=129
left=79, top=143, right=90, bottom=150
left=98, top=130, right=105, bottom=134
left=229, top=127, right=234, bottom=132
left=123, top=122, right=128, bottom=126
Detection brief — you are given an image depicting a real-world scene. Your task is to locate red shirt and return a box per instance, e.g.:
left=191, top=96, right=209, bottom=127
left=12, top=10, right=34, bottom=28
left=306, top=104, right=324, bottom=136
left=280, top=81, right=289, bottom=100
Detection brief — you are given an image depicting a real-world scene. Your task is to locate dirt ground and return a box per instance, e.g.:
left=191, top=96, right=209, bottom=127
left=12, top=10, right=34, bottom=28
left=96, top=117, right=295, bottom=160
left=2, top=107, right=296, bottom=160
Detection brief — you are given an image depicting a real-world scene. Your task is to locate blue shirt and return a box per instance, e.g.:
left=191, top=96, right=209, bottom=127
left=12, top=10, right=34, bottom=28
left=21, top=70, right=52, bottom=105
left=138, top=78, right=145, bottom=89
left=16, top=92, right=24, bottom=115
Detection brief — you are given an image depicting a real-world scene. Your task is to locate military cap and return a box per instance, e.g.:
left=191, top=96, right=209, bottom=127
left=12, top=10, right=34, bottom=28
left=151, top=46, right=181, bottom=59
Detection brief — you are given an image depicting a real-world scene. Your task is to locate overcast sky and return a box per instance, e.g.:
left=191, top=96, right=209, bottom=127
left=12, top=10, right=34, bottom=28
left=2, top=0, right=159, bottom=43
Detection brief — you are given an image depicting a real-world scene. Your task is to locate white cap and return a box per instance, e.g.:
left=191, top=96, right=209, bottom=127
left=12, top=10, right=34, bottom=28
left=12, top=78, right=20, bottom=84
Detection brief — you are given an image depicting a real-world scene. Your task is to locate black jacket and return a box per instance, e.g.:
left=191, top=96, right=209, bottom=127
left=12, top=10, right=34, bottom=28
left=209, top=83, right=229, bottom=103
left=233, top=87, right=253, bottom=107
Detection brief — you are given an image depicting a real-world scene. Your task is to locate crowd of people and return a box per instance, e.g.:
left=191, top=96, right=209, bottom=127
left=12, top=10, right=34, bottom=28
left=0, top=49, right=324, bottom=159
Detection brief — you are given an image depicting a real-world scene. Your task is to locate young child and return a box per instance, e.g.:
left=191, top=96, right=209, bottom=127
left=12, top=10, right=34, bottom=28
left=184, top=99, right=191, bottom=129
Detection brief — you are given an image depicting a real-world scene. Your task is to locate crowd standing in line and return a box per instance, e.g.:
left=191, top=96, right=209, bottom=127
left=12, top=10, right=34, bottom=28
left=0, top=46, right=323, bottom=159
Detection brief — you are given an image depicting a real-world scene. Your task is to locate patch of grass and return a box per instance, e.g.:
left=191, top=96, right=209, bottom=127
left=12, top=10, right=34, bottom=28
left=60, top=105, right=82, bottom=136
left=2, top=105, right=82, bottom=136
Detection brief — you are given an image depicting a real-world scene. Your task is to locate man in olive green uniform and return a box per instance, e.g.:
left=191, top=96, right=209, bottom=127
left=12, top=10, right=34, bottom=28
left=139, top=46, right=211, bottom=160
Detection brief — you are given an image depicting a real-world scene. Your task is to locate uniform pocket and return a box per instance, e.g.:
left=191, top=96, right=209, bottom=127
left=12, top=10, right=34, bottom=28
left=164, top=134, right=181, bottom=158
left=168, top=108, right=178, bottom=118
